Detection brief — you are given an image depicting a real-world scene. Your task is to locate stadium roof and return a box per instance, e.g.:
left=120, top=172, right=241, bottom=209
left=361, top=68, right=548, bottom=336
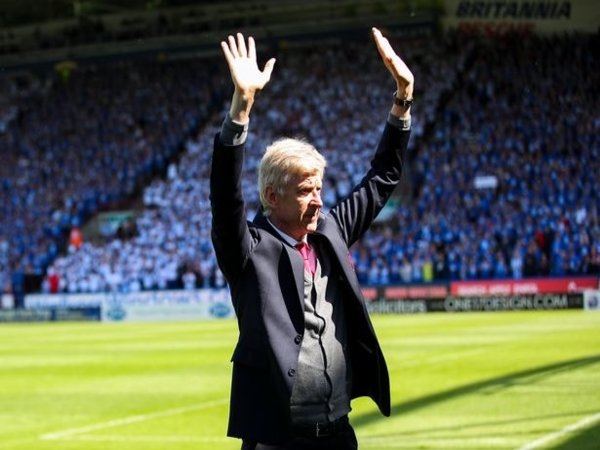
left=0, top=1, right=221, bottom=26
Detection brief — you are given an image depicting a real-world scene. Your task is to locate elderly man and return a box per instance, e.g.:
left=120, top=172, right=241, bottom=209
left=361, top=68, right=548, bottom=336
left=210, top=27, right=414, bottom=450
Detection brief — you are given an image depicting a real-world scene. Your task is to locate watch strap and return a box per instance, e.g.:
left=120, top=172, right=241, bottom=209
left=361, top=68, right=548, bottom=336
left=393, top=90, right=413, bottom=109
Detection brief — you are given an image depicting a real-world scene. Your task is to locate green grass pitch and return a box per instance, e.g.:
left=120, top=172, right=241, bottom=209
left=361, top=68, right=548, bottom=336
left=1, top=310, right=599, bottom=449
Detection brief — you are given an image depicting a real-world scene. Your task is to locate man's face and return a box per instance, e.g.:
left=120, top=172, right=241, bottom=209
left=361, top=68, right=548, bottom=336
left=267, top=172, right=323, bottom=241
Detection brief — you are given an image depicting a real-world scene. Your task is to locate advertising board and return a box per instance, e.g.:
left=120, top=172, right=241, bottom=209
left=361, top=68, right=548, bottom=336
left=1, top=293, right=14, bottom=309
left=368, top=294, right=583, bottom=314
left=583, top=290, right=600, bottom=311
left=441, top=0, right=599, bottom=34
left=450, top=277, right=598, bottom=297
left=0, top=307, right=101, bottom=322
left=101, top=289, right=234, bottom=322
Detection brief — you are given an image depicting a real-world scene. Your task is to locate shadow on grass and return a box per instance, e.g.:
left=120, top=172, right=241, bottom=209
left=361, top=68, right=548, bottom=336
left=352, top=354, right=600, bottom=428
left=551, top=421, right=600, bottom=450
left=394, top=409, right=600, bottom=438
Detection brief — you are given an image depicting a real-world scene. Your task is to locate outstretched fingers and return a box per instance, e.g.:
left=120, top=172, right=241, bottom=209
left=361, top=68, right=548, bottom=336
left=236, top=32, right=248, bottom=58
left=220, top=40, right=235, bottom=68
left=220, top=32, right=275, bottom=122
left=372, top=27, right=394, bottom=63
left=371, top=27, right=414, bottom=90
left=248, top=36, right=256, bottom=61
left=262, top=58, right=276, bottom=83
left=227, top=35, right=239, bottom=58
left=222, top=33, right=252, bottom=61
left=220, top=32, right=276, bottom=95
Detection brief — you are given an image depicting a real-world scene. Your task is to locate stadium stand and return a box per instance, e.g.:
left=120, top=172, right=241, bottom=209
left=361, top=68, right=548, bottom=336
left=1, top=29, right=598, bottom=295
left=354, top=32, right=599, bottom=284
left=35, top=34, right=461, bottom=293
left=0, top=56, right=227, bottom=296
left=402, top=33, right=600, bottom=282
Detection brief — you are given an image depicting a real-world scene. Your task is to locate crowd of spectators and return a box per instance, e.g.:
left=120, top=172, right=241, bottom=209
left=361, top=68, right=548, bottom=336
left=2, top=30, right=598, bottom=295
left=37, top=32, right=465, bottom=293
left=354, top=33, right=600, bottom=285
left=0, top=55, right=227, bottom=294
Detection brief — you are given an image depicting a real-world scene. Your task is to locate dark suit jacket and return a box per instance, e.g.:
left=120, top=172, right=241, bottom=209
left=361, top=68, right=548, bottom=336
left=210, top=122, right=410, bottom=444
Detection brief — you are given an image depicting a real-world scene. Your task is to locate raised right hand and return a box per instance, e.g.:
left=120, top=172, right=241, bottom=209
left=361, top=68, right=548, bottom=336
left=221, top=33, right=276, bottom=123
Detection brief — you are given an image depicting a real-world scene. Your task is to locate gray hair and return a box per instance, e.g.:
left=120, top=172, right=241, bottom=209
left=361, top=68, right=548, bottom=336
left=258, top=138, right=327, bottom=216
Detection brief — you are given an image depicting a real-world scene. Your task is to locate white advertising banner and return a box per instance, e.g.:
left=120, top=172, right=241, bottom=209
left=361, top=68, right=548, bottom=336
left=583, top=290, right=600, bottom=311
left=442, top=0, right=600, bottom=34
left=101, top=289, right=234, bottom=322
left=25, top=292, right=107, bottom=308
left=24, top=289, right=234, bottom=322
left=1, top=293, right=14, bottom=309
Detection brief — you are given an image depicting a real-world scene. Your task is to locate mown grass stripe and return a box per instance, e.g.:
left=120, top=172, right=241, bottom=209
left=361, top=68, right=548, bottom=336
left=40, top=398, right=228, bottom=441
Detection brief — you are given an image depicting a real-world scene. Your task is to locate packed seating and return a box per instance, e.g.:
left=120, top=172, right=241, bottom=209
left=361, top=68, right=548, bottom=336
left=353, top=33, right=599, bottom=284
left=0, top=56, right=226, bottom=293
left=2, top=31, right=598, bottom=294
left=32, top=33, right=462, bottom=293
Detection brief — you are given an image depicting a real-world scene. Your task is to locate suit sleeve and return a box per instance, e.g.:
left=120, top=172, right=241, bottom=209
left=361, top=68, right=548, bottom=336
left=210, top=134, right=254, bottom=282
left=330, top=122, right=410, bottom=247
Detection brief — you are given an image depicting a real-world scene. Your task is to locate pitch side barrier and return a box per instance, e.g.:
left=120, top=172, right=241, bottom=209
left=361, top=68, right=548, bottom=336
left=16, top=289, right=235, bottom=322
left=6, top=276, right=598, bottom=322
left=0, top=307, right=101, bottom=322
left=365, top=276, right=599, bottom=314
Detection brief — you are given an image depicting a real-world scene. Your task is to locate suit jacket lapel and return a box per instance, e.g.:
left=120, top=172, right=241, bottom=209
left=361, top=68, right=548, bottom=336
left=253, top=210, right=306, bottom=326
left=315, top=217, right=364, bottom=306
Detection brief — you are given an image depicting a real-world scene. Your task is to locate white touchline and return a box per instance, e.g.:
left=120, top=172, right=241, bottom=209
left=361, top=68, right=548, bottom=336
left=517, top=411, right=600, bottom=450
left=39, top=398, right=228, bottom=441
